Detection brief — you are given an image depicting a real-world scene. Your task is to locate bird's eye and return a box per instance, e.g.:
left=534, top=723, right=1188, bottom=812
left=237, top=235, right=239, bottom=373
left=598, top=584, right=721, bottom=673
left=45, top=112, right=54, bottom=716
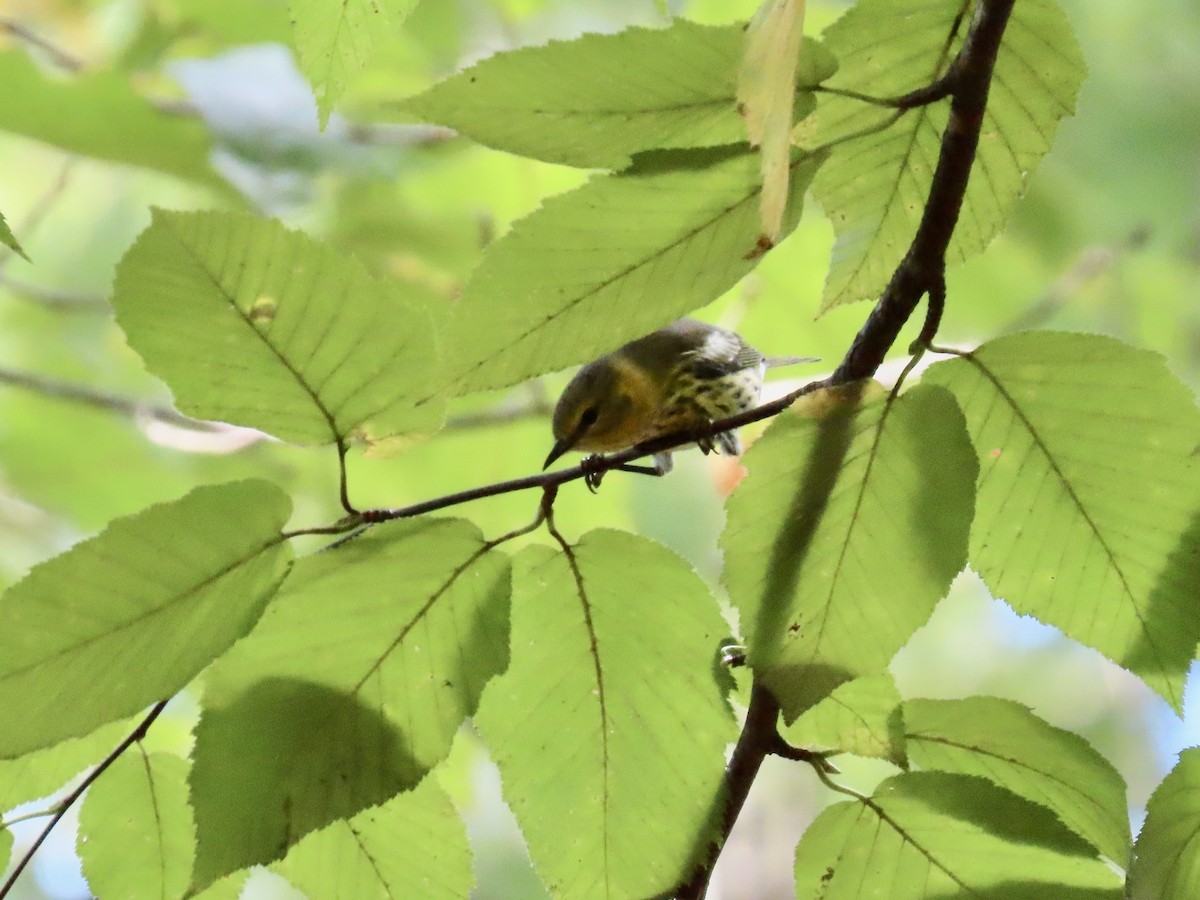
left=579, top=406, right=599, bottom=428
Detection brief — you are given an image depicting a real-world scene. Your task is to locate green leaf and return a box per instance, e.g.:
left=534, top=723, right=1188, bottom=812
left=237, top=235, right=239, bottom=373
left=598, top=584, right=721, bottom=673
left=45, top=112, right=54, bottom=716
left=795, top=772, right=1123, bottom=898
left=476, top=532, right=736, bottom=898
left=189, top=872, right=250, bottom=900
left=273, top=777, right=472, bottom=898
left=905, top=696, right=1131, bottom=863
left=190, top=679, right=415, bottom=890
left=0, top=50, right=218, bottom=186
left=800, top=0, right=1086, bottom=309
left=189, top=517, right=509, bottom=888
left=440, top=145, right=825, bottom=395
left=290, top=0, right=420, bottom=127
left=0, top=480, right=291, bottom=758
left=1130, top=748, right=1200, bottom=899
left=0, top=210, right=28, bottom=261
left=113, top=209, right=443, bottom=445
left=0, top=827, right=10, bottom=882
left=784, top=673, right=906, bottom=766
left=0, top=719, right=133, bottom=812
left=721, top=383, right=976, bottom=719
left=922, top=332, right=1200, bottom=712
left=205, top=517, right=509, bottom=775
left=404, top=21, right=835, bottom=169
left=78, top=751, right=195, bottom=900
left=739, top=0, right=809, bottom=242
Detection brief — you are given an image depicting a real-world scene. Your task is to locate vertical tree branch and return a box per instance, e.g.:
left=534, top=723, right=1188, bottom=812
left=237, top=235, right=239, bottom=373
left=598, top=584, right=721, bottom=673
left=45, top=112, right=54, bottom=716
left=675, top=1, right=1016, bottom=894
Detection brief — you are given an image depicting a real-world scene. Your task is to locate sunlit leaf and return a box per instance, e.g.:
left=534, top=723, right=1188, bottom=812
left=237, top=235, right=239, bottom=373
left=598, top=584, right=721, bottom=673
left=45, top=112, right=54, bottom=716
left=113, top=209, right=443, bottom=445
left=0, top=719, right=133, bottom=812
left=440, top=146, right=825, bottom=395
left=0, top=50, right=218, bottom=186
left=784, top=672, right=906, bottom=765
left=189, top=517, right=510, bottom=887
left=799, top=0, right=1086, bottom=309
left=0, top=827, right=11, bottom=882
left=0, top=210, right=28, bottom=261
left=290, top=0, right=420, bottom=127
left=274, top=777, right=472, bottom=898
left=0, top=480, right=291, bottom=758
left=404, top=21, right=835, bottom=169
left=721, top=383, right=976, bottom=719
left=476, top=533, right=736, bottom=898
left=739, top=0, right=807, bottom=243
left=923, top=332, right=1200, bottom=712
left=795, top=772, right=1123, bottom=897
left=1130, top=748, right=1200, bottom=899
left=905, top=696, right=1131, bottom=863
left=78, top=752, right=195, bottom=899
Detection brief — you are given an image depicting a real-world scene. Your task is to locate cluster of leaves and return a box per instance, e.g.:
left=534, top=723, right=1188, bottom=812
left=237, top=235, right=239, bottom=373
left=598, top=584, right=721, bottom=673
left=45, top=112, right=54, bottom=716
left=2, top=0, right=1200, bottom=898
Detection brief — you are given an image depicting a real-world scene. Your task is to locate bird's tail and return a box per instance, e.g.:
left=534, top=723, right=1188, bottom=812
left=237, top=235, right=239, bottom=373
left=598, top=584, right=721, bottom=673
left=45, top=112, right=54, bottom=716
left=763, top=354, right=821, bottom=369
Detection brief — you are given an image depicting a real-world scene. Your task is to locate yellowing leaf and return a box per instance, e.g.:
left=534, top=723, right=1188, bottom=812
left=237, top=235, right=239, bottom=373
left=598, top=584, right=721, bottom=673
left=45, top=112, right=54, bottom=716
left=739, top=0, right=807, bottom=244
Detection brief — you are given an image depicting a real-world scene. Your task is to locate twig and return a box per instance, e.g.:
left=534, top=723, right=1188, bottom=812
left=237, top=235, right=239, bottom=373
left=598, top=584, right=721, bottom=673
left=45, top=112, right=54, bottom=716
left=1001, top=227, right=1149, bottom=333
left=0, top=17, right=83, bottom=71
left=0, top=277, right=109, bottom=313
left=0, top=161, right=75, bottom=271
left=0, top=366, right=219, bottom=431
left=0, top=700, right=168, bottom=899
left=357, top=379, right=829, bottom=526
left=675, top=684, right=781, bottom=900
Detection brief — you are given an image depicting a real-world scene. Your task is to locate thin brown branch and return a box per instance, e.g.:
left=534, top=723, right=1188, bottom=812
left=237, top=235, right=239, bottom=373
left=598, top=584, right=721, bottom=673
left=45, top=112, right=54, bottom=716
left=0, top=277, right=109, bottom=313
left=0, top=17, right=83, bottom=71
left=0, top=366, right=218, bottom=431
left=0, top=161, right=75, bottom=271
left=1002, top=227, right=1149, bottom=333
left=675, top=1, right=1017, bottom=895
left=0, top=700, right=168, bottom=899
left=358, top=379, right=829, bottom=526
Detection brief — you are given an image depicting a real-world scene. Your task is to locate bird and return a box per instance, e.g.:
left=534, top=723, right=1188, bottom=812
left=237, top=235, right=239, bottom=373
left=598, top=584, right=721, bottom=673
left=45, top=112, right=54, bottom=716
left=542, top=318, right=817, bottom=482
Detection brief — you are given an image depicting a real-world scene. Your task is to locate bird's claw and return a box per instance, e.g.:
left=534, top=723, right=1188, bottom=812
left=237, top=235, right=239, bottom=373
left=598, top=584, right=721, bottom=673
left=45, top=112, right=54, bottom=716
left=581, top=454, right=607, bottom=492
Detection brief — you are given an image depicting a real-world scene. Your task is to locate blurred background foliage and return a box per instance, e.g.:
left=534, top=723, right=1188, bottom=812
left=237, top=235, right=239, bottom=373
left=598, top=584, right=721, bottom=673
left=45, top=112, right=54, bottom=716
left=0, top=0, right=1196, bottom=897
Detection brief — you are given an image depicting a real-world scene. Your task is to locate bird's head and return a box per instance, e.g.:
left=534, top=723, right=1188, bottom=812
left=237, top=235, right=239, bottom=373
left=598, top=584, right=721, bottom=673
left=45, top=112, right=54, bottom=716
left=543, top=359, right=644, bottom=469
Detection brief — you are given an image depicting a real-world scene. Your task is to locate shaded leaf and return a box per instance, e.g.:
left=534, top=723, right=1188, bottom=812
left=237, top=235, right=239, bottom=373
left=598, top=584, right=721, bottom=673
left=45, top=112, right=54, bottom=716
left=404, top=21, right=835, bottom=169
left=290, top=0, right=420, bottom=127
left=189, top=517, right=509, bottom=888
left=78, top=751, right=195, bottom=899
left=205, top=517, right=510, bottom=777
left=0, top=480, right=291, bottom=758
left=441, top=145, right=825, bottom=395
left=795, top=772, right=1123, bottom=898
left=799, top=0, right=1086, bottom=309
left=0, top=210, right=28, bottom=261
left=721, top=383, right=976, bottom=719
left=785, top=673, right=906, bottom=766
left=905, top=696, right=1130, bottom=863
left=476, top=533, right=736, bottom=898
left=113, top=209, right=443, bottom=445
left=190, top=679, right=415, bottom=890
left=0, top=50, right=217, bottom=186
left=274, top=777, right=472, bottom=899
left=923, top=332, right=1200, bottom=712
left=1130, top=748, right=1200, bottom=899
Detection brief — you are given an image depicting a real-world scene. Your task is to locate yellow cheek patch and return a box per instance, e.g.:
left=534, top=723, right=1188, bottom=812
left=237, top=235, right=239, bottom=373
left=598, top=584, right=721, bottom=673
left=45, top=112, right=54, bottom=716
left=574, top=354, right=665, bottom=453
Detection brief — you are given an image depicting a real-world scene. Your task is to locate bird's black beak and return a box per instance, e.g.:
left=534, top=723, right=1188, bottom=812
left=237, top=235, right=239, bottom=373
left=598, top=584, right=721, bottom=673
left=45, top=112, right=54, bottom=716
left=543, top=437, right=571, bottom=471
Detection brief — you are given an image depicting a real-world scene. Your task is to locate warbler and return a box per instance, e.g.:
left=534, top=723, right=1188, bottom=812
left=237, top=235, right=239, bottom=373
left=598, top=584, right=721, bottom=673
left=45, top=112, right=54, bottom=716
left=543, top=318, right=817, bottom=476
